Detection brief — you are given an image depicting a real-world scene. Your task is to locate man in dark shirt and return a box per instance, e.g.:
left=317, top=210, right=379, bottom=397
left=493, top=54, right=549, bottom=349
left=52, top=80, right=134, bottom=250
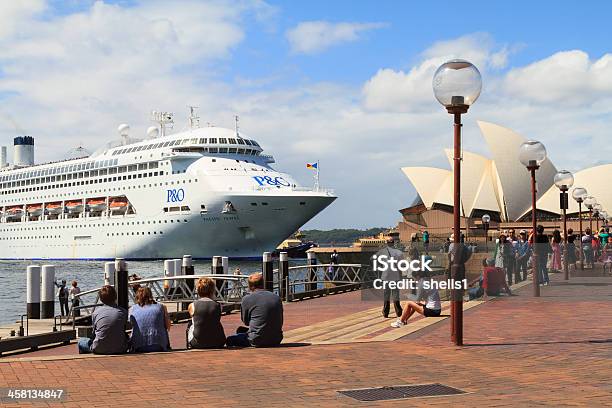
left=77, top=285, right=128, bottom=354
left=226, top=273, right=283, bottom=347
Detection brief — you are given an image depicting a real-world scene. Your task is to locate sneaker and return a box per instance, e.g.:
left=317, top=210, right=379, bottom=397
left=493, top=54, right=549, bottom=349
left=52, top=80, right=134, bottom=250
left=390, top=319, right=406, bottom=328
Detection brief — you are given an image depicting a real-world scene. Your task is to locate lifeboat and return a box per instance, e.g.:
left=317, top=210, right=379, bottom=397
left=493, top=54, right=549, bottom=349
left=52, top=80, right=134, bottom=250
left=109, top=197, right=129, bottom=214
left=26, top=204, right=43, bottom=216
left=86, top=198, right=107, bottom=212
left=65, top=200, right=84, bottom=213
left=45, top=202, right=63, bottom=215
left=6, top=206, right=24, bottom=219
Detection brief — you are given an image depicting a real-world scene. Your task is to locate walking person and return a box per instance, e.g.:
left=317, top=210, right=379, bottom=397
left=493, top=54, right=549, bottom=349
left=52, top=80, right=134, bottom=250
left=55, top=279, right=69, bottom=317
left=516, top=230, right=531, bottom=282
left=376, top=239, right=403, bottom=318
left=551, top=230, right=562, bottom=273
left=535, top=225, right=552, bottom=285
left=329, top=249, right=339, bottom=280
left=566, top=228, right=577, bottom=269
left=582, top=228, right=594, bottom=268
left=69, top=280, right=81, bottom=317
left=423, top=230, right=430, bottom=254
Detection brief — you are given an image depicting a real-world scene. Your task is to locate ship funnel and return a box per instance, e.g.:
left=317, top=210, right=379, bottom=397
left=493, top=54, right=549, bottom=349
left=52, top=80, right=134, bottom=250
left=0, top=146, right=7, bottom=167
left=14, top=136, right=34, bottom=166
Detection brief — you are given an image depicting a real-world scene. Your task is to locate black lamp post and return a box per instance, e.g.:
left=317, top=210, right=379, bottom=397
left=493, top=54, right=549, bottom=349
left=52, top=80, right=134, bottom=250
left=433, top=59, right=482, bottom=347
left=572, top=187, right=587, bottom=270
left=482, top=214, right=491, bottom=253
left=519, top=140, right=547, bottom=297
left=554, top=170, right=574, bottom=281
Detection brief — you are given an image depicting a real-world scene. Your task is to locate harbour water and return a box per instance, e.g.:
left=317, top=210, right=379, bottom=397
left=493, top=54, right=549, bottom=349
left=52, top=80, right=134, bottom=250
left=0, top=259, right=269, bottom=325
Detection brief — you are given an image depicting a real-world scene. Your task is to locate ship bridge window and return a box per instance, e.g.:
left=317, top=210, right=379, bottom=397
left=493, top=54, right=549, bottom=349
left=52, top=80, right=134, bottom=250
left=219, top=148, right=228, bottom=153
left=209, top=138, right=217, bottom=144
left=162, top=141, right=171, bottom=147
left=128, top=165, right=137, bottom=171
left=228, top=148, right=237, bottom=154
left=237, top=139, right=245, bottom=145
left=138, top=163, right=147, bottom=170
left=148, top=161, right=158, bottom=169
left=250, top=140, right=259, bottom=146
left=237, top=148, right=245, bottom=154
left=118, top=166, right=126, bottom=173
left=219, top=138, right=227, bottom=144
left=199, top=138, right=207, bottom=144
left=209, top=148, right=218, bottom=153
left=170, top=140, right=180, bottom=146
left=228, top=138, right=237, bottom=144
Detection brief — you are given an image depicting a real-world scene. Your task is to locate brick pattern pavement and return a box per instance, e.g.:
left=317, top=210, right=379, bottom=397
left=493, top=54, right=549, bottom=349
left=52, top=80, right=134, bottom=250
left=1, top=272, right=611, bottom=406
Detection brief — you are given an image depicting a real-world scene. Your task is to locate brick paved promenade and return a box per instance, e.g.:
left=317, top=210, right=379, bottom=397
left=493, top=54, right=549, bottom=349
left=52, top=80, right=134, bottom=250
left=1, top=271, right=611, bottom=407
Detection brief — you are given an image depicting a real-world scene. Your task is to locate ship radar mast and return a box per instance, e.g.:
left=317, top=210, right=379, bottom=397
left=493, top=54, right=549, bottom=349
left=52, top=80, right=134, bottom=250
left=151, top=111, right=174, bottom=137
left=188, top=106, right=200, bottom=129
left=234, top=114, right=241, bottom=139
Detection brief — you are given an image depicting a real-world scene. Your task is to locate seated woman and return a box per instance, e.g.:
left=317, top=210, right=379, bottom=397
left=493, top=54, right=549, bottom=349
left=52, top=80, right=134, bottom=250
left=129, top=287, right=171, bottom=353
left=188, top=277, right=226, bottom=349
left=391, top=269, right=441, bottom=328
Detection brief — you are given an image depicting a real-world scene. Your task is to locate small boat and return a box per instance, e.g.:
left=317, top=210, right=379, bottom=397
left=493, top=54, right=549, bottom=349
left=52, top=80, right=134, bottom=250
left=27, top=204, right=43, bottom=216
left=45, top=202, right=63, bottom=215
left=109, top=197, right=129, bottom=214
left=6, top=206, right=24, bottom=219
left=86, top=198, right=107, bottom=212
left=65, top=200, right=84, bottom=213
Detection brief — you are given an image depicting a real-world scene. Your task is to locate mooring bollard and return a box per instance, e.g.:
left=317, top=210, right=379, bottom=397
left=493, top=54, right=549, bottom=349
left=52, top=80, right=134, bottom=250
left=263, top=252, right=273, bottom=292
left=104, top=262, right=115, bottom=286
left=40, top=265, right=55, bottom=319
left=114, top=258, right=128, bottom=310
left=182, top=255, right=194, bottom=310
left=163, top=259, right=175, bottom=293
left=307, top=252, right=317, bottom=292
left=211, top=256, right=224, bottom=298
left=279, top=252, right=289, bottom=301
left=26, top=265, right=41, bottom=319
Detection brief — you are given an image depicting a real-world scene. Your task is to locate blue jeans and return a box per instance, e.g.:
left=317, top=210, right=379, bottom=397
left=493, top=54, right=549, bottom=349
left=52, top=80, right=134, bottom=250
left=226, top=333, right=251, bottom=347
left=78, top=337, right=92, bottom=354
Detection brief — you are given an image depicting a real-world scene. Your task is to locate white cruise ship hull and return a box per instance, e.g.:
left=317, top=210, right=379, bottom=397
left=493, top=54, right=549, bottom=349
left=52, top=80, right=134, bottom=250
left=0, top=126, right=336, bottom=260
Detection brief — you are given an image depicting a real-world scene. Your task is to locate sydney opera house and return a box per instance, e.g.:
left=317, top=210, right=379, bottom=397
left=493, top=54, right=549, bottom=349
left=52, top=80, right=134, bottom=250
left=398, top=121, right=611, bottom=243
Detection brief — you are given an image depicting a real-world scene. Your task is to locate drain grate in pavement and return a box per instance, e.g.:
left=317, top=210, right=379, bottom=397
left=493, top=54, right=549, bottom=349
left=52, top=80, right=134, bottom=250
left=338, top=383, right=466, bottom=401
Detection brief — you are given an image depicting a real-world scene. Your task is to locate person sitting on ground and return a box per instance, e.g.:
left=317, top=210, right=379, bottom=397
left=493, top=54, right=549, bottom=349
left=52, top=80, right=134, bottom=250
left=188, top=277, right=226, bottom=349
left=226, top=273, right=283, bottom=347
left=129, top=287, right=171, bottom=353
left=391, top=269, right=441, bottom=328
left=78, top=285, right=128, bottom=354
left=482, top=258, right=512, bottom=297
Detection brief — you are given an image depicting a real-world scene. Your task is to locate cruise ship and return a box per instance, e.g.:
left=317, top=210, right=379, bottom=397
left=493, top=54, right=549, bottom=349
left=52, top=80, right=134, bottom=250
left=0, top=110, right=336, bottom=260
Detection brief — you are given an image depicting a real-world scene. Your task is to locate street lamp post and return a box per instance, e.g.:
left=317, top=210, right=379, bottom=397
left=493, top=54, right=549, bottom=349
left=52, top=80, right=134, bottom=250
left=572, top=187, right=588, bottom=271
left=519, top=140, right=547, bottom=297
left=585, top=196, right=596, bottom=233
left=554, top=170, right=574, bottom=281
left=433, top=59, right=482, bottom=347
left=482, top=214, right=491, bottom=253
left=594, top=204, right=602, bottom=231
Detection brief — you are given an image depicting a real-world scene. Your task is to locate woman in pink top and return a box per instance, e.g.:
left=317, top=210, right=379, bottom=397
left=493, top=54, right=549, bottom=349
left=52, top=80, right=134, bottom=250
left=551, top=230, right=562, bottom=272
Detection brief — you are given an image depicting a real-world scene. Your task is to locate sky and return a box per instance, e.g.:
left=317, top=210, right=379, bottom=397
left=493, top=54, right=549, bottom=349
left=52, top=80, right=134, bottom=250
left=1, top=0, right=612, bottom=229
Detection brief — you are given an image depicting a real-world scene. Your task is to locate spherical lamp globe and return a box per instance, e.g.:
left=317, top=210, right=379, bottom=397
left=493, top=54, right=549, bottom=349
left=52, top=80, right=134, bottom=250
left=572, top=187, right=587, bottom=202
left=433, top=59, right=482, bottom=109
left=482, top=214, right=491, bottom=224
left=554, top=170, right=574, bottom=191
left=518, top=141, right=547, bottom=168
left=584, top=196, right=597, bottom=209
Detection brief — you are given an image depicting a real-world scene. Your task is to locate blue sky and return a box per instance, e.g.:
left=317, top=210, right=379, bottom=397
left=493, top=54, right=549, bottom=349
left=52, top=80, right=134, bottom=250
left=1, top=1, right=612, bottom=229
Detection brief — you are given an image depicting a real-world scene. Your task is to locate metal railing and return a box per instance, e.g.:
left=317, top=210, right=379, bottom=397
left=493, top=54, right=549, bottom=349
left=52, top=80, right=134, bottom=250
left=277, top=263, right=369, bottom=301
left=70, top=274, right=250, bottom=326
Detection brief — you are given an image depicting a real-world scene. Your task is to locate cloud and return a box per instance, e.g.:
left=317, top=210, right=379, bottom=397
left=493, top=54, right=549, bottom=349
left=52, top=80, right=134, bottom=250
left=286, top=21, right=387, bottom=54
left=361, top=33, right=512, bottom=112
left=503, top=50, right=612, bottom=105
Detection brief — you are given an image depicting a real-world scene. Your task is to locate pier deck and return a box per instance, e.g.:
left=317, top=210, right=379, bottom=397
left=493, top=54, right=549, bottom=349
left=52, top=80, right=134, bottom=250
left=1, top=270, right=611, bottom=406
